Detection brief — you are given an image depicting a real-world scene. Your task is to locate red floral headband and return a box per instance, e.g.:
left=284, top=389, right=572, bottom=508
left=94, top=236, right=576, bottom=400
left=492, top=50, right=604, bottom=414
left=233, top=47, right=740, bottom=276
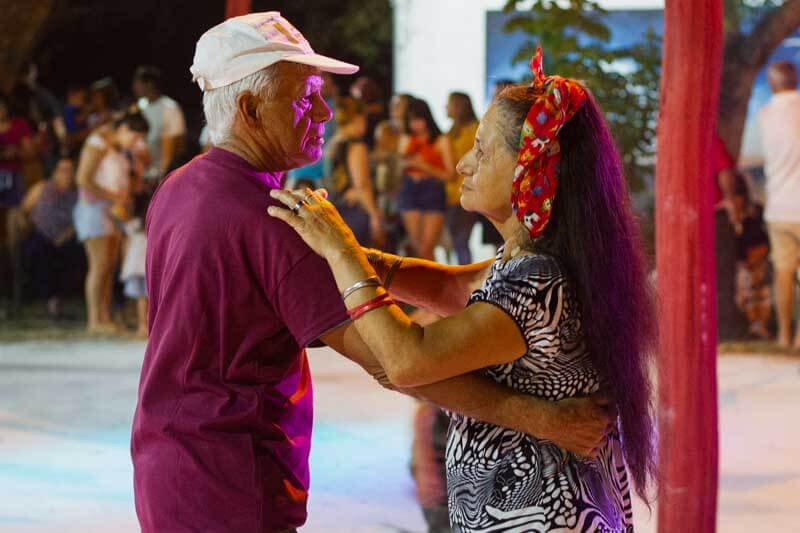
left=511, top=47, right=587, bottom=239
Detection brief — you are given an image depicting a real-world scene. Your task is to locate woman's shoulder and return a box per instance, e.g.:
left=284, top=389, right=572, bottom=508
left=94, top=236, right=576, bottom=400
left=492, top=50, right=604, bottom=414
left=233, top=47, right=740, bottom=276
left=86, top=129, right=111, bottom=151
left=497, top=252, right=564, bottom=282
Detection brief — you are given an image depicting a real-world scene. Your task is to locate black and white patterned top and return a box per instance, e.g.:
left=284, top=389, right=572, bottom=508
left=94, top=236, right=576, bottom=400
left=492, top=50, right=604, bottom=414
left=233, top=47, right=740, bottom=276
left=446, top=252, right=634, bottom=532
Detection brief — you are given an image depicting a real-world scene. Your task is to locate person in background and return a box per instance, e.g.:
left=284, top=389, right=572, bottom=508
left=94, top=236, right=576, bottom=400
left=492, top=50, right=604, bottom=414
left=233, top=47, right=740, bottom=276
left=730, top=173, right=772, bottom=340
left=325, top=97, right=385, bottom=248
left=397, top=98, right=454, bottom=260
left=132, top=65, right=187, bottom=187
left=20, top=157, right=80, bottom=319
left=350, top=76, right=387, bottom=150
left=13, top=62, right=65, bottom=177
left=445, top=92, right=479, bottom=265
left=73, top=110, right=148, bottom=335
left=87, top=77, right=120, bottom=128
left=371, top=120, right=403, bottom=253
left=758, top=60, right=800, bottom=350
left=492, top=78, right=516, bottom=100
left=120, top=195, right=148, bottom=338
left=62, top=84, right=90, bottom=156
left=0, top=92, right=36, bottom=317
left=390, top=93, right=412, bottom=135
left=287, top=71, right=339, bottom=186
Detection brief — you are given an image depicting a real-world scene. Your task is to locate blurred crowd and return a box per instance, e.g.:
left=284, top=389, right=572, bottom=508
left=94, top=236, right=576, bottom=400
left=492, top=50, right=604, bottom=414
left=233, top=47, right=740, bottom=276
left=0, top=63, right=185, bottom=336
left=1, top=61, right=798, bottom=350
left=0, top=64, right=509, bottom=338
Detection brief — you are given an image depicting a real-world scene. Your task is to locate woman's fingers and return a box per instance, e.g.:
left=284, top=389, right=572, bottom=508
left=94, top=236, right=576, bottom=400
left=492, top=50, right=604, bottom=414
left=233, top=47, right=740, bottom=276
left=266, top=205, right=301, bottom=227
left=270, top=188, right=300, bottom=209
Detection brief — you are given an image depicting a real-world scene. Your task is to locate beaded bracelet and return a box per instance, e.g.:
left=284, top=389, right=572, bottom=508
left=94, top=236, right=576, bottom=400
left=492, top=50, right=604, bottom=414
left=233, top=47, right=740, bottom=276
left=348, top=292, right=394, bottom=321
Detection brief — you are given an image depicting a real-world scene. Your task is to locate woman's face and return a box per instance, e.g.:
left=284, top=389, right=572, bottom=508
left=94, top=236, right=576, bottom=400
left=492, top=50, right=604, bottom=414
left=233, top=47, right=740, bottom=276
left=408, top=115, right=427, bottom=136
left=390, top=95, right=408, bottom=124
left=116, top=124, right=145, bottom=150
left=456, top=105, right=516, bottom=223
left=52, top=159, right=75, bottom=190
left=446, top=97, right=458, bottom=120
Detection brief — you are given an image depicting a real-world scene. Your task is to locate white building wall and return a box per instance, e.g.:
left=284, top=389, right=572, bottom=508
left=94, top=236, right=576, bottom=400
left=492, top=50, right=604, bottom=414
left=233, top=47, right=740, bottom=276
left=392, top=0, right=664, bottom=127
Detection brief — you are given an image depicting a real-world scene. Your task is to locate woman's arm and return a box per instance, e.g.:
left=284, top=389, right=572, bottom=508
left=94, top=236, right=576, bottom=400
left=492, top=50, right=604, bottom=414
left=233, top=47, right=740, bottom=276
left=20, top=181, right=45, bottom=217
left=367, top=248, right=492, bottom=315
left=329, top=249, right=527, bottom=387
left=320, top=321, right=610, bottom=457
left=436, top=134, right=456, bottom=180
left=268, top=189, right=523, bottom=387
left=348, top=143, right=382, bottom=220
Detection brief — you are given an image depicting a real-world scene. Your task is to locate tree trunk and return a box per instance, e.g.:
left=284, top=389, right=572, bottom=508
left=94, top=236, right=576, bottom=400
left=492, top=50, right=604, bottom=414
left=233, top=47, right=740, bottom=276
left=0, top=0, right=58, bottom=93
left=655, top=0, right=721, bottom=531
left=718, top=0, right=800, bottom=158
left=226, top=0, right=251, bottom=19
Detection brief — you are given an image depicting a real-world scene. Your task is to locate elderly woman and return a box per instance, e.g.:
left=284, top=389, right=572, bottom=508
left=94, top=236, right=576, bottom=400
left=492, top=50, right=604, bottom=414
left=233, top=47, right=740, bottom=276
left=269, top=49, right=656, bottom=531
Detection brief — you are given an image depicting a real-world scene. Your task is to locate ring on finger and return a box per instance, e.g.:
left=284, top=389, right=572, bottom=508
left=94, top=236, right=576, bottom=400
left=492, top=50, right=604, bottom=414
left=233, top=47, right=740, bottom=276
left=291, top=199, right=308, bottom=215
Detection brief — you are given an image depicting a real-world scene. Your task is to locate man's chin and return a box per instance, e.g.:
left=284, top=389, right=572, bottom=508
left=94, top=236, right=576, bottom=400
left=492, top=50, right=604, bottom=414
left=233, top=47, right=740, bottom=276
left=292, top=148, right=323, bottom=168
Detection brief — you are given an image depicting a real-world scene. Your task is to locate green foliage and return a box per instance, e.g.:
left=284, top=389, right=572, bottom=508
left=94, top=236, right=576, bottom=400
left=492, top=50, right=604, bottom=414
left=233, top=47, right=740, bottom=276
left=255, top=0, right=393, bottom=85
left=502, top=0, right=661, bottom=192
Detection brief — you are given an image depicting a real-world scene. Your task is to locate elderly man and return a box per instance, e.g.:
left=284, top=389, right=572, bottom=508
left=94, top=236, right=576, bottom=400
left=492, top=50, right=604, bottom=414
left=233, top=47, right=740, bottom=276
left=758, top=61, right=800, bottom=349
left=131, top=12, right=609, bottom=532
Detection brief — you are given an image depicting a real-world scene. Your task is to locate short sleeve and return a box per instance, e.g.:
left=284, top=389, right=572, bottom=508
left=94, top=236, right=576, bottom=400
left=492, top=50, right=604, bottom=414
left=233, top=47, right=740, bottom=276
left=470, top=255, right=564, bottom=353
left=272, top=251, right=349, bottom=348
left=86, top=133, right=107, bottom=150
left=162, top=102, right=186, bottom=137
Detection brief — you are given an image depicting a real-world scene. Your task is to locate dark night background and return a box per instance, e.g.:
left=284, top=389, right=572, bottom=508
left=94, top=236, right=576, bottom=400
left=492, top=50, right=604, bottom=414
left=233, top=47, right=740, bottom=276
left=31, top=0, right=393, bottom=144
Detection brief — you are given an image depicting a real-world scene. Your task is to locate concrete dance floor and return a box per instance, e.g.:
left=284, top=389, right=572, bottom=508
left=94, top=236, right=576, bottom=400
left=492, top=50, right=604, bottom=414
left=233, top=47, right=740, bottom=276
left=0, top=340, right=797, bottom=532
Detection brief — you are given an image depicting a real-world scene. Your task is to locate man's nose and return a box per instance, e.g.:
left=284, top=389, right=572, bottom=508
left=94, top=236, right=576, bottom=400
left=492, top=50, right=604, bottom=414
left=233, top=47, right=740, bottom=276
left=312, top=94, right=333, bottom=124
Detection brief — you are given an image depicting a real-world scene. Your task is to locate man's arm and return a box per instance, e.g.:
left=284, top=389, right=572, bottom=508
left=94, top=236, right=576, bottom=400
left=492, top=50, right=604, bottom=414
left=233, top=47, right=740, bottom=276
left=320, top=322, right=610, bottom=457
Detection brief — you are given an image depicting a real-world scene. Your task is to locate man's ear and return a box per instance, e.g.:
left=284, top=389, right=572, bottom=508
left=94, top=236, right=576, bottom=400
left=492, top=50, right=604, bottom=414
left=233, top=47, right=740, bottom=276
left=235, top=91, right=259, bottom=124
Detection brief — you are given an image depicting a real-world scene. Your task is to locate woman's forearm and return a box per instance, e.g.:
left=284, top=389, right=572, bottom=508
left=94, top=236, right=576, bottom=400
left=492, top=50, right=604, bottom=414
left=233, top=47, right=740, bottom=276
left=367, top=250, right=488, bottom=315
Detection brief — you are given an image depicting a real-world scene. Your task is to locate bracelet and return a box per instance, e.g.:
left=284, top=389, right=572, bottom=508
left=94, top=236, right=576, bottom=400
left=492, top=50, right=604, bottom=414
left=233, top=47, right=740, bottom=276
left=383, top=257, right=404, bottom=290
left=342, top=276, right=382, bottom=301
left=348, top=292, right=394, bottom=321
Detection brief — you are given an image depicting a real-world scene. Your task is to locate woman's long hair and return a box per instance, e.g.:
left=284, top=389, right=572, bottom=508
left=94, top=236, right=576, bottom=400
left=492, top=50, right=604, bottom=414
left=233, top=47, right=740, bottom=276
left=448, top=92, right=478, bottom=138
left=496, top=87, right=658, bottom=502
left=405, top=97, right=442, bottom=139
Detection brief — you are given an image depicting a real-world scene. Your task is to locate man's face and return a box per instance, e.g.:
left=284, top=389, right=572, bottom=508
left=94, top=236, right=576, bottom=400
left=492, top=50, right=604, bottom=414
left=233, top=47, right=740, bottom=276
left=132, top=79, right=145, bottom=99
left=249, top=66, right=332, bottom=170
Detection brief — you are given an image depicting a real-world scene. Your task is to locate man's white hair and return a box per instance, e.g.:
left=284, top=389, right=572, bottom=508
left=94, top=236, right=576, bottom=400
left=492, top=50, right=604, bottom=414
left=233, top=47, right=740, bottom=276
left=202, top=66, right=279, bottom=146
left=202, top=62, right=318, bottom=146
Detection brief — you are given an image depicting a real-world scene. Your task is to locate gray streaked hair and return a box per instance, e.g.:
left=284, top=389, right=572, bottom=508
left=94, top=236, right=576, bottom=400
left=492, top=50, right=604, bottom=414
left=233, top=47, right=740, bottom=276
left=202, top=62, right=316, bottom=145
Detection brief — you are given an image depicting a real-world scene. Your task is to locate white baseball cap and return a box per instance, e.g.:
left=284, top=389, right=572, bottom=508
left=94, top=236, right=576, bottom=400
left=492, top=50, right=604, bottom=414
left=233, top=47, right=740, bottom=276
left=190, top=11, right=359, bottom=91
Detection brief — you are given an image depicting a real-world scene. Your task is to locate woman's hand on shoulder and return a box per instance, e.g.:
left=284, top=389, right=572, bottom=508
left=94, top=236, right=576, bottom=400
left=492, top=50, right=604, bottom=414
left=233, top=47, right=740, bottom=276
left=267, top=188, right=360, bottom=261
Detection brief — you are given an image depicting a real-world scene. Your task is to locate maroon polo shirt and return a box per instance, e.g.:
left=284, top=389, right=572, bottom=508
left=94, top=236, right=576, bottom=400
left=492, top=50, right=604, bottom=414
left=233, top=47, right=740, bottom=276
left=131, top=147, right=348, bottom=532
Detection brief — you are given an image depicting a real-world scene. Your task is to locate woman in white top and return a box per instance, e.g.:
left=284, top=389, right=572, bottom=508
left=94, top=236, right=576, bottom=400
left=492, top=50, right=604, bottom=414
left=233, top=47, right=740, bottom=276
left=74, top=111, right=148, bottom=334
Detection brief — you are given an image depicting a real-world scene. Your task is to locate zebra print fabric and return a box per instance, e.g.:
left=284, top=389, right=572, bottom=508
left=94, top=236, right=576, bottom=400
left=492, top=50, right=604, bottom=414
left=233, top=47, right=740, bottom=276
left=446, top=252, right=634, bottom=532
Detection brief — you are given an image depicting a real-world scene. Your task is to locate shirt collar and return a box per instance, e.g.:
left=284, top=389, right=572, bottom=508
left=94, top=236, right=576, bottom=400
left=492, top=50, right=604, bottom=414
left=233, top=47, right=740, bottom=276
left=206, top=147, right=283, bottom=189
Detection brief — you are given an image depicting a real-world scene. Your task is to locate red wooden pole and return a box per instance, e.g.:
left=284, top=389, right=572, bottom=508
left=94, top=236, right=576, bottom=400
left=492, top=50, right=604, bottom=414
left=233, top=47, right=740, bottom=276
left=226, top=0, right=251, bottom=19
left=655, top=0, right=722, bottom=531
